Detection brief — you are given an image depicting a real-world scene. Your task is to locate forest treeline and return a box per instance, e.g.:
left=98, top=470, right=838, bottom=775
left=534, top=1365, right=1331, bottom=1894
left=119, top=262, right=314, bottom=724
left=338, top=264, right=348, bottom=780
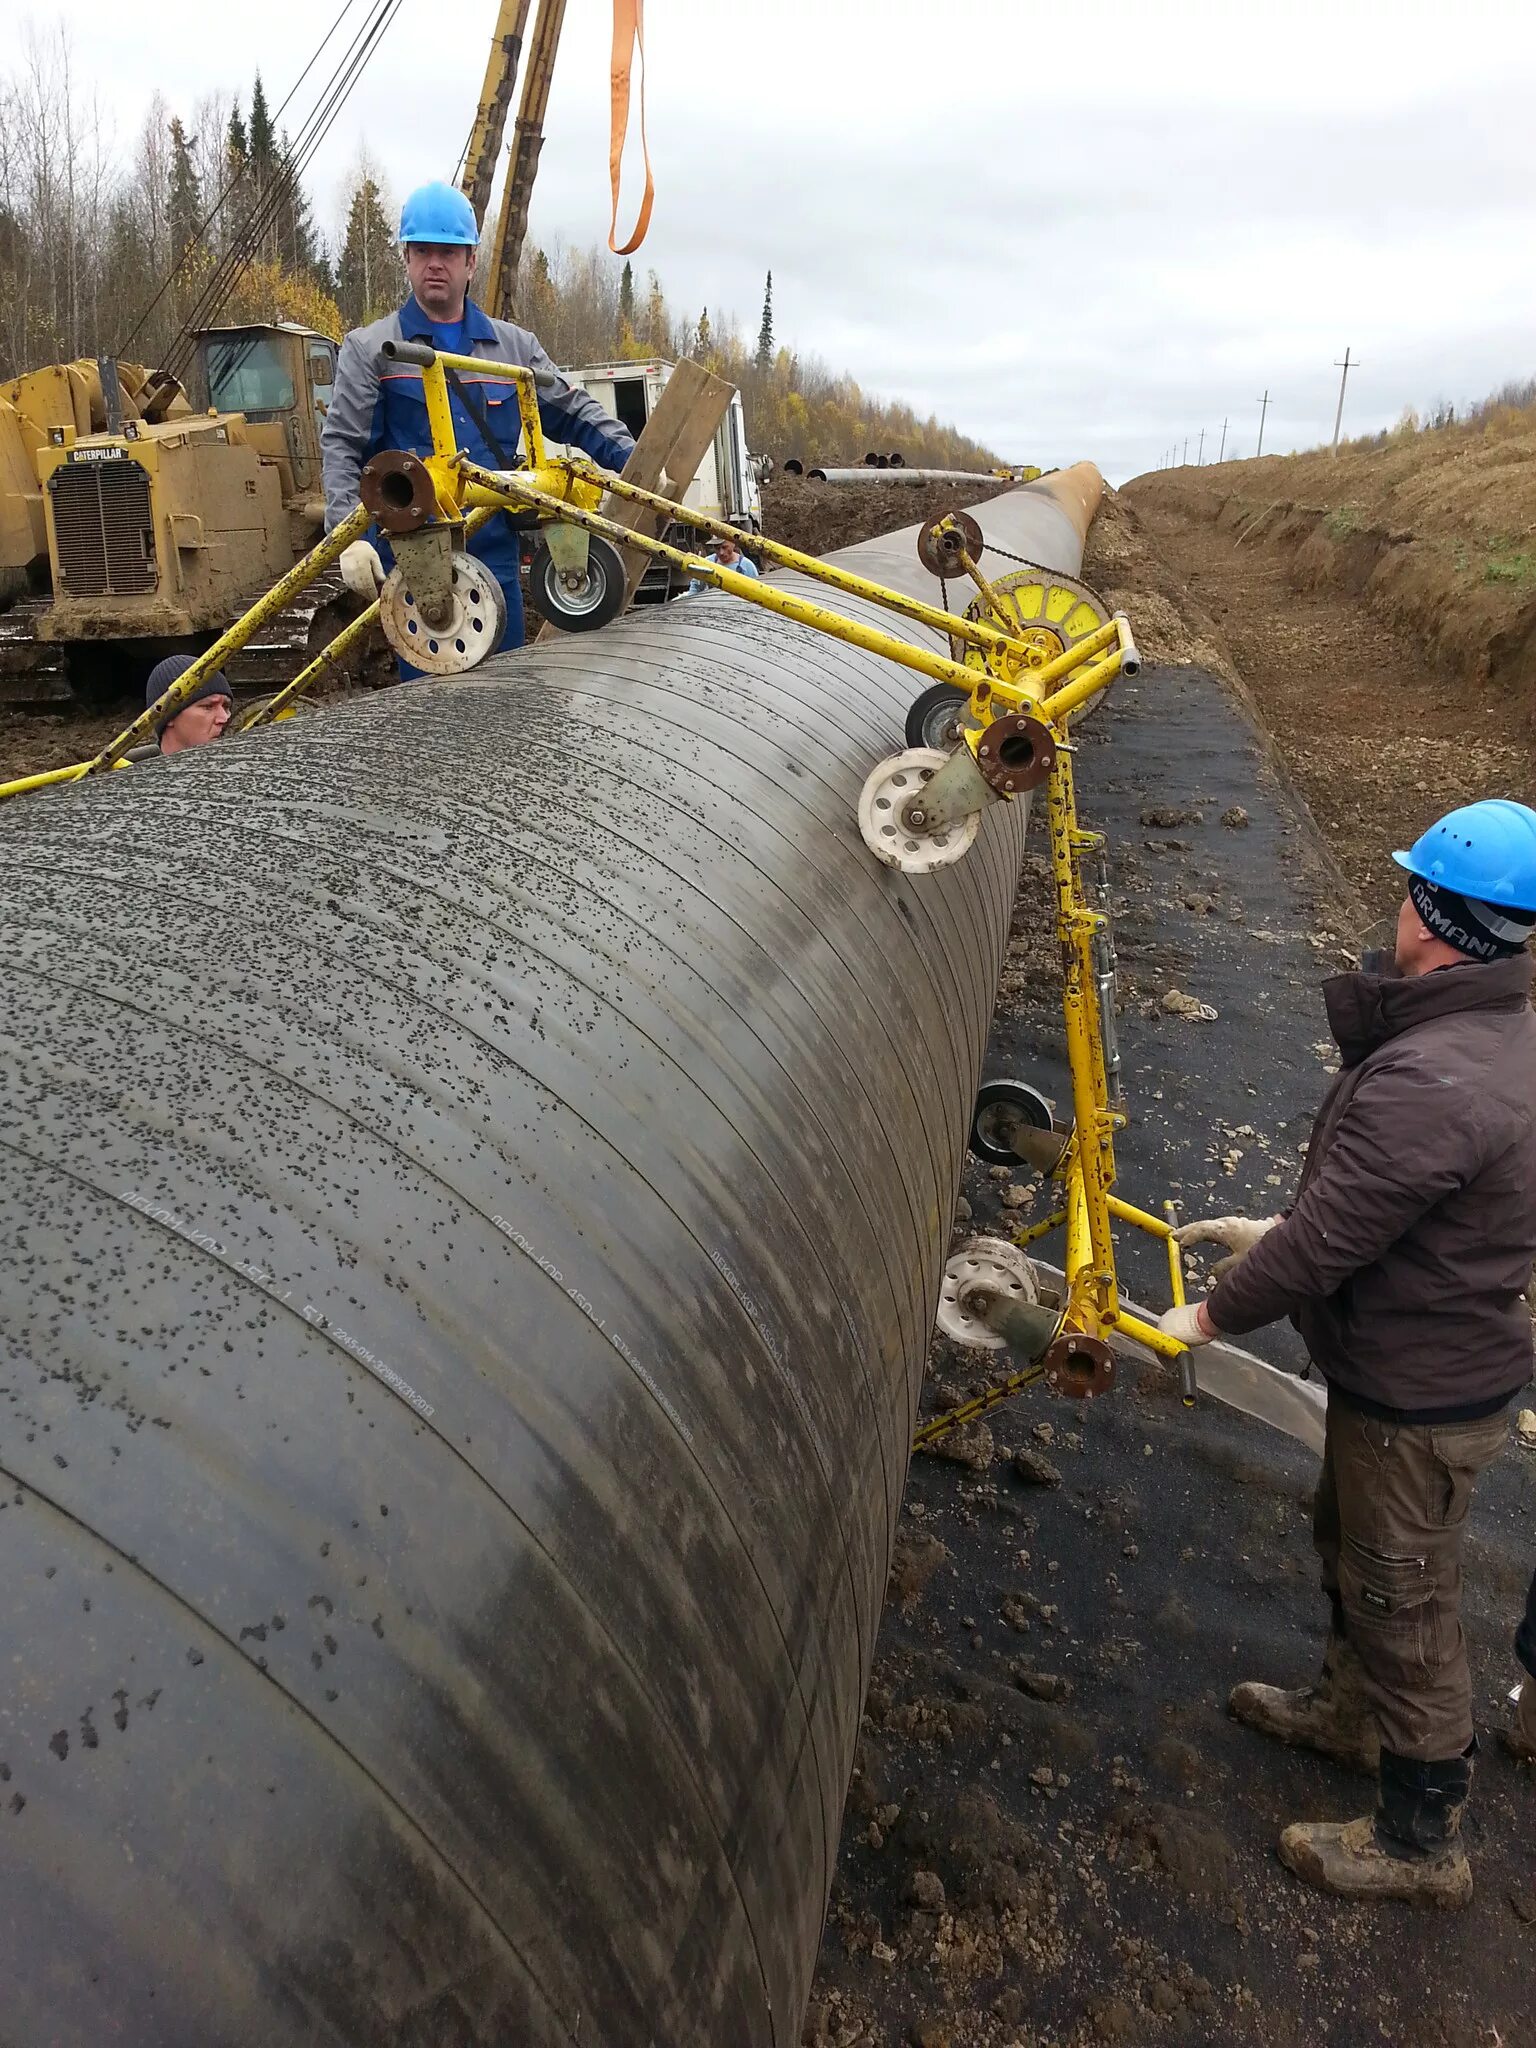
left=0, top=28, right=1000, bottom=470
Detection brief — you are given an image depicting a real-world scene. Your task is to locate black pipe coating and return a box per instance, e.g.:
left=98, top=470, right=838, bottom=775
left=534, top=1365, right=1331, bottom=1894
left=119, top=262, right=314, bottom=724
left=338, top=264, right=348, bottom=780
left=0, top=479, right=1094, bottom=2045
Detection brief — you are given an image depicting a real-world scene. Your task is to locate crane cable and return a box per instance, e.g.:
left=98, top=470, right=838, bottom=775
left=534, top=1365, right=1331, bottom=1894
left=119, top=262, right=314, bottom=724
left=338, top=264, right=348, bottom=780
left=164, top=0, right=402, bottom=381
left=117, top=0, right=373, bottom=357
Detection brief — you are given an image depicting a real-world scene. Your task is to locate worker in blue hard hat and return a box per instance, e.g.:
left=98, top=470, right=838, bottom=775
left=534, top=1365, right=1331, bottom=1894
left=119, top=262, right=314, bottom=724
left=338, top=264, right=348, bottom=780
left=320, top=180, right=636, bottom=675
left=1158, top=798, right=1536, bottom=1909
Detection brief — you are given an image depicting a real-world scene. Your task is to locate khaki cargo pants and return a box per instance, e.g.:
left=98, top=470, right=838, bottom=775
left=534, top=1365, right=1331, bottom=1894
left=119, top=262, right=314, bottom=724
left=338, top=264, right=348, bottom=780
left=1314, top=1393, right=1510, bottom=1760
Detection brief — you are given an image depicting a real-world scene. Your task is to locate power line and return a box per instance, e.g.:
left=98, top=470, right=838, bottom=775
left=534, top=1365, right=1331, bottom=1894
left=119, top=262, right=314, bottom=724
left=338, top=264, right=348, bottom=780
left=1331, top=346, right=1358, bottom=457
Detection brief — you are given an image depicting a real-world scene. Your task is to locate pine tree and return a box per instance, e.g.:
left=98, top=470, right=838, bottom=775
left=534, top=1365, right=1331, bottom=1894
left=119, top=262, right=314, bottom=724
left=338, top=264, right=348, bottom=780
left=227, top=106, right=248, bottom=171
left=167, top=119, right=201, bottom=264
left=755, top=270, right=773, bottom=372
left=337, top=174, right=398, bottom=327
left=695, top=306, right=711, bottom=358
left=248, top=75, right=279, bottom=261
left=618, top=259, right=635, bottom=331
left=643, top=268, right=667, bottom=351
left=273, top=127, right=324, bottom=282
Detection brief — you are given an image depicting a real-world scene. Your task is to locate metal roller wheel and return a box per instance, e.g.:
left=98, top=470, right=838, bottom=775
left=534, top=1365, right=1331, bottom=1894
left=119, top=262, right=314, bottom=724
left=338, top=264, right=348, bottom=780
left=969, top=1078, right=1055, bottom=1167
left=936, top=1236, right=1039, bottom=1352
left=529, top=533, right=627, bottom=633
left=857, top=747, right=981, bottom=875
left=917, top=508, right=984, bottom=579
left=904, top=682, right=972, bottom=752
left=378, top=555, right=507, bottom=674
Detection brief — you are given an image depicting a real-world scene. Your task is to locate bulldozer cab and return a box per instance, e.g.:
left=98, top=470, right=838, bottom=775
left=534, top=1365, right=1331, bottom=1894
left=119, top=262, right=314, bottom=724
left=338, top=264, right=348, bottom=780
left=192, top=324, right=337, bottom=499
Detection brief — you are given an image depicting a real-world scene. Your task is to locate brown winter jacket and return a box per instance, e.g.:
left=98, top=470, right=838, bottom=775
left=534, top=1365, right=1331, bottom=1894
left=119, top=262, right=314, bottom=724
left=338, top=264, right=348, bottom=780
left=1211, top=949, right=1536, bottom=1419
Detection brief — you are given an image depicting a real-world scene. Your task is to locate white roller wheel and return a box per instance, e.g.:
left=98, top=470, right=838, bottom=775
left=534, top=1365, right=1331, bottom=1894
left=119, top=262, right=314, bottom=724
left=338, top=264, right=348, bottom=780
left=858, top=747, right=981, bottom=875
left=936, top=1235, right=1039, bottom=1351
left=378, top=553, right=507, bottom=674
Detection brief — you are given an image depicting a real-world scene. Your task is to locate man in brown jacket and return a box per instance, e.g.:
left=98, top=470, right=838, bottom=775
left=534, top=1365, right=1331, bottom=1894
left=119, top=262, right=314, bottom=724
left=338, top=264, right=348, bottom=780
left=1160, top=800, right=1536, bottom=1907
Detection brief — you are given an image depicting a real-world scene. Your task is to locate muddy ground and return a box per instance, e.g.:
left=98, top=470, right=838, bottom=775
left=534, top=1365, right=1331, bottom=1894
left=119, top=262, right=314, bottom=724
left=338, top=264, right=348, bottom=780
left=803, top=500, right=1536, bottom=2048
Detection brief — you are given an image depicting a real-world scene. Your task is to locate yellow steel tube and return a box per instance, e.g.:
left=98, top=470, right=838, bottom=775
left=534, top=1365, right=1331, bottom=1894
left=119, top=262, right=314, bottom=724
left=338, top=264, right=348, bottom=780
left=456, top=462, right=988, bottom=695
left=0, top=758, right=132, bottom=799
left=1111, top=1309, right=1190, bottom=1363
left=567, top=464, right=1027, bottom=659
left=1037, top=645, right=1125, bottom=726
left=417, top=347, right=546, bottom=467
left=71, top=505, right=373, bottom=779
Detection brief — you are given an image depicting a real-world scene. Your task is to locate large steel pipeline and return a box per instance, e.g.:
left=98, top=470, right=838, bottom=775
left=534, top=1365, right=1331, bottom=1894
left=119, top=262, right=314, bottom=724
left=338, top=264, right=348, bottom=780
left=806, top=465, right=1002, bottom=485
left=0, top=467, right=1101, bottom=2046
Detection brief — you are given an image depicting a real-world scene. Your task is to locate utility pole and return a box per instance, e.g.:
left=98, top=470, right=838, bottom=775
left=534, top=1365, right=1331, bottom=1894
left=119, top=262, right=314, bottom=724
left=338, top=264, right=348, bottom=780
left=1197, top=427, right=1205, bottom=465
left=1218, top=416, right=1228, bottom=463
left=1331, top=346, right=1358, bottom=456
left=1256, top=389, right=1271, bottom=458
left=1182, top=436, right=1188, bottom=465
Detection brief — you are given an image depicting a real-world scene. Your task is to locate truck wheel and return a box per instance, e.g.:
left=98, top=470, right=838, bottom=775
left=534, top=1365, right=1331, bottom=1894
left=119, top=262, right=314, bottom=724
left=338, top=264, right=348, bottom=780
left=530, top=534, right=627, bottom=633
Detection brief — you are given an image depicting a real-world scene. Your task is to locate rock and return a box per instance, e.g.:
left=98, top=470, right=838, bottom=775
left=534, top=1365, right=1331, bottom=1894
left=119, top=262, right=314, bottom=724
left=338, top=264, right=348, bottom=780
left=1140, top=806, right=1202, bottom=829
left=909, top=2022, right=951, bottom=2048
left=1012, top=1446, right=1062, bottom=1488
left=1221, top=805, right=1251, bottom=828
left=1150, top=1979, right=1184, bottom=2017
left=1181, top=893, right=1217, bottom=916
left=927, top=1422, right=993, bottom=1470
left=1032, top=1421, right=1056, bottom=1446
left=904, top=1868, right=946, bottom=1911
left=1516, top=1408, right=1536, bottom=1447
left=1509, top=1888, right=1536, bottom=1924
left=987, top=1163, right=1012, bottom=1182
left=1013, top=1666, right=1073, bottom=1702
left=999, top=1183, right=1034, bottom=1210
left=953, top=1195, right=972, bottom=1222
left=1160, top=988, right=1219, bottom=1022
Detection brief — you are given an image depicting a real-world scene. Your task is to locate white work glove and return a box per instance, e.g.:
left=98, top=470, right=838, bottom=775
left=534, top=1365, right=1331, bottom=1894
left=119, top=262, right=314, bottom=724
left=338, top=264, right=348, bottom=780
left=339, top=539, right=385, bottom=603
left=1158, top=1301, right=1218, bottom=1349
left=1172, top=1213, right=1279, bottom=1281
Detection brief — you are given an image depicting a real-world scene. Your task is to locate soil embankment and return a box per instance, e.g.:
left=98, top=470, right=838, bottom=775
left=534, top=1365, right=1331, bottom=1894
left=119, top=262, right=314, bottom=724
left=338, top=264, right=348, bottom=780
left=1123, top=419, right=1536, bottom=737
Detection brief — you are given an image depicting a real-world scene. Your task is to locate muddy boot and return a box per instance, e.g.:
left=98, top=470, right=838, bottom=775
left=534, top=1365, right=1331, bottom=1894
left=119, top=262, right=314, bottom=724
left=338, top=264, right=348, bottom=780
left=1277, top=1747, right=1474, bottom=1909
left=1500, top=1679, right=1536, bottom=1764
left=1229, top=1630, right=1381, bottom=1774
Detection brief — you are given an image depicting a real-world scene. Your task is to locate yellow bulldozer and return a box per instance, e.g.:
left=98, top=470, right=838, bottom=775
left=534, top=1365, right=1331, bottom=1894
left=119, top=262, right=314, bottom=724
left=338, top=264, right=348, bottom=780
left=0, top=326, right=342, bottom=701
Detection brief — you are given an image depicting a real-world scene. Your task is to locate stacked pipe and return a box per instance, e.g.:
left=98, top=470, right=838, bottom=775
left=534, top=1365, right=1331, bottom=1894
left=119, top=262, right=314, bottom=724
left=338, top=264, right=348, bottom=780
left=0, top=468, right=1103, bottom=2044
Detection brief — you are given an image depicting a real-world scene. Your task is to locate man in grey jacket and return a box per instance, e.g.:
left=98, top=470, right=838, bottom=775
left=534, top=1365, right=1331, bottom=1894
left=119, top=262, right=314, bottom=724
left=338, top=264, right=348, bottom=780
left=1161, top=799, right=1536, bottom=1906
left=320, top=181, right=635, bottom=674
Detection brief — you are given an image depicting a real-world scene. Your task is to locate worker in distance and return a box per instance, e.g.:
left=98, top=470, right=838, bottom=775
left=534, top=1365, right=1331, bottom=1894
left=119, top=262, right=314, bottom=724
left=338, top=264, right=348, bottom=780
left=321, top=182, right=635, bottom=674
left=1160, top=799, right=1536, bottom=1908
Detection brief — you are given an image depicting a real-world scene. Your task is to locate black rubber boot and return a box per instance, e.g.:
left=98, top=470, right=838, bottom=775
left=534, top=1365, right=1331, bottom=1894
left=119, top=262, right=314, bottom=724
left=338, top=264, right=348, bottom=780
left=1278, top=1745, right=1474, bottom=1907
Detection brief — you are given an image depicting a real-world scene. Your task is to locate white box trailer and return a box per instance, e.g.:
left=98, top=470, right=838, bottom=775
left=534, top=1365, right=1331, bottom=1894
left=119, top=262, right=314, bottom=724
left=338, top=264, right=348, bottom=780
left=554, top=358, right=762, bottom=601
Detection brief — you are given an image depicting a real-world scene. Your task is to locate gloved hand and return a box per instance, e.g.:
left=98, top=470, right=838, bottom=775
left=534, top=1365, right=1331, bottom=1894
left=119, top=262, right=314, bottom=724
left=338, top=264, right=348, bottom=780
left=1172, top=1213, right=1279, bottom=1280
left=339, top=539, right=385, bottom=603
left=1158, top=1301, right=1218, bottom=1349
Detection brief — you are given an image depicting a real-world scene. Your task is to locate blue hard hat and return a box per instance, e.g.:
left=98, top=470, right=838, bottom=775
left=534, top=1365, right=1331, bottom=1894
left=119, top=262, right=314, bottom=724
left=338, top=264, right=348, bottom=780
left=398, top=182, right=479, bottom=247
left=1393, top=799, right=1536, bottom=912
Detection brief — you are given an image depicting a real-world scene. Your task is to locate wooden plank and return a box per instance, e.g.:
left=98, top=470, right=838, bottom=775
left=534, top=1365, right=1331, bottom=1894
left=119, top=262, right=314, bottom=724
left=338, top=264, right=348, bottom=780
left=533, top=357, right=736, bottom=640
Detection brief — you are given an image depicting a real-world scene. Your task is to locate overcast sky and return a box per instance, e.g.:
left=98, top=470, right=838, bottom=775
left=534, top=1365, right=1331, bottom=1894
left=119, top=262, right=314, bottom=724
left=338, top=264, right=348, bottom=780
left=23, top=0, right=1536, bottom=483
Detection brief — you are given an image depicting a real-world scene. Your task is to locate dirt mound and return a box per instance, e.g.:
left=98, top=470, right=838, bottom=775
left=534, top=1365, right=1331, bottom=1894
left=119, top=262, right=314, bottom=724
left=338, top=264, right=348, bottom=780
left=762, top=475, right=1012, bottom=559
left=1123, top=418, right=1536, bottom=725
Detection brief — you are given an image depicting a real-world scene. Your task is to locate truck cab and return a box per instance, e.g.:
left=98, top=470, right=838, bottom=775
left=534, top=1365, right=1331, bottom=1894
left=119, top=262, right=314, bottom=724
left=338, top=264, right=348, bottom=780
left=192, top=323, right=338, bottom=520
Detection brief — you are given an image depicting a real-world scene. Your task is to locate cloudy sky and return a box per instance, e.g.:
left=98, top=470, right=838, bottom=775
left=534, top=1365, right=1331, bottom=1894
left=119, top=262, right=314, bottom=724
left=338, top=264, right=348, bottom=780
left=24, top=0, right=1536, bottom=483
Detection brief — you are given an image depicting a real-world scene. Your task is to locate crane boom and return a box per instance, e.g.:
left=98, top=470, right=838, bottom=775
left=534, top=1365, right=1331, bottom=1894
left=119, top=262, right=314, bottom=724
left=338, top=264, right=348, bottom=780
left=483, top=0, right=568, bottom=320
left=461, top=0, right=533, bottom=226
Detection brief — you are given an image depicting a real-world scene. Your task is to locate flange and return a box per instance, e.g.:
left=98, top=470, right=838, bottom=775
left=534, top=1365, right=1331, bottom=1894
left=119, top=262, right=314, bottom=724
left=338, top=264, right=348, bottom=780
left=917, top=509, right=984, bottom=579
left=1043, top=1330, right=1116, bottom=1400
left=974, top=712, right=1058, bottom=796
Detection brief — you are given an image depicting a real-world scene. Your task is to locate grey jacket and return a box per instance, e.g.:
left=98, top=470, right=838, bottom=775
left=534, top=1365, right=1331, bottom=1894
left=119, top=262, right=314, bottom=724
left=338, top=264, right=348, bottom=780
left=1212, top=950, right=1536, bottom=1417
left=321, top=296, right=635, bottom=533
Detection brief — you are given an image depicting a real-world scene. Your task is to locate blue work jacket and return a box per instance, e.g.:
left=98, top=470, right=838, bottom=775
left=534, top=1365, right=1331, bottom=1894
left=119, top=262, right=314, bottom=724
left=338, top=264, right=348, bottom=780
left=321, top=296, right=635, bottom=656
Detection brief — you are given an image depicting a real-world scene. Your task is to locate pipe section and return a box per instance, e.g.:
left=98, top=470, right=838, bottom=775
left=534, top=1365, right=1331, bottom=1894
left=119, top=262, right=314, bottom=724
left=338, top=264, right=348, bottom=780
left=0, top=472, right=1101, bottom=2045
left=807, top=465, right=1002, bottom=485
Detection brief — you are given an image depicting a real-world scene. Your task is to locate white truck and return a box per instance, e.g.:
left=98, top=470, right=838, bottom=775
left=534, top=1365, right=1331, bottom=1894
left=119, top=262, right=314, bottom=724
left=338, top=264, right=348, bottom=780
left=555, top=358, right=762, bottom=602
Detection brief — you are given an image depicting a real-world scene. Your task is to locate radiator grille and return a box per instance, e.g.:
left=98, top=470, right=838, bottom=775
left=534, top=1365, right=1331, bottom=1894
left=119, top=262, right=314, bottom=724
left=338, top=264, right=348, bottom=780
left=49, top=459, right=157, bottom=596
